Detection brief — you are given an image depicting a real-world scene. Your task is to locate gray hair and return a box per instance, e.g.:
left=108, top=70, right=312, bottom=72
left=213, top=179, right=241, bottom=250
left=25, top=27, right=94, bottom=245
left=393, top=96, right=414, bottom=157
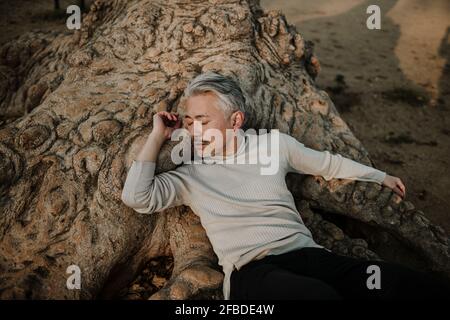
left=183, top=71, right=247, bottom=126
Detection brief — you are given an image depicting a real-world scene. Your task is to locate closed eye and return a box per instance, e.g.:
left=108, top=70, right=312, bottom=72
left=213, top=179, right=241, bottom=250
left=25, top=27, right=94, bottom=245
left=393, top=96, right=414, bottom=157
left=186, top=121, right=209, bottom=126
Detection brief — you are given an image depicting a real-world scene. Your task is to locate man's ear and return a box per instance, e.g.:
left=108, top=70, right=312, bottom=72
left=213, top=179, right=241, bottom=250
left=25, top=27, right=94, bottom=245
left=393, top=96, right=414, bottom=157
left=231, top=111, right=245, bottom=131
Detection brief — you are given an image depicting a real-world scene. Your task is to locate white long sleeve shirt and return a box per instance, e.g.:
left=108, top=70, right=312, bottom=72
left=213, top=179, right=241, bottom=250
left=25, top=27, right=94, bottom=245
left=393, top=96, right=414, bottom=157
left=121, top=131, right=386, bottom=300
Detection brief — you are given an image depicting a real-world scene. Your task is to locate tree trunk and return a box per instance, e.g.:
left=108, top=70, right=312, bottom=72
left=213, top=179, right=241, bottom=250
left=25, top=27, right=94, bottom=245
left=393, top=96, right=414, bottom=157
left=0, top=0, right=448, bottom=299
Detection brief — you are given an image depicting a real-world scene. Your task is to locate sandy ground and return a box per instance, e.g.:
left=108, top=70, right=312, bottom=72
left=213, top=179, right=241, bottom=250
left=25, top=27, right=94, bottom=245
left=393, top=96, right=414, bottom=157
left=262, top=0, right=450, bottom=232
left=1, top=0, right=449, bottom=232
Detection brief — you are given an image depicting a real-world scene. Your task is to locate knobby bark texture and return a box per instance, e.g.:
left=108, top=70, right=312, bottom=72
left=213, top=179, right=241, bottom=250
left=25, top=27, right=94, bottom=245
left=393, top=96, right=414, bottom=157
left=0, top=0, right=448, bottom=299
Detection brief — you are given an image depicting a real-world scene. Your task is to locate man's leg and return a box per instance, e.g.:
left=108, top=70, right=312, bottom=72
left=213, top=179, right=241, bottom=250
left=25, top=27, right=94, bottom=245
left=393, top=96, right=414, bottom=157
left=229, top=262, right=342, bottom=300
left=282, top=247, right=450, bottom=299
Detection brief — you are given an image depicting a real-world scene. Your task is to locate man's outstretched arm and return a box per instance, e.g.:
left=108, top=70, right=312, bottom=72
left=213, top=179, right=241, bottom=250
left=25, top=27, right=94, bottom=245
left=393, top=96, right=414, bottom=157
left=280, top=132, right=406, bottom=198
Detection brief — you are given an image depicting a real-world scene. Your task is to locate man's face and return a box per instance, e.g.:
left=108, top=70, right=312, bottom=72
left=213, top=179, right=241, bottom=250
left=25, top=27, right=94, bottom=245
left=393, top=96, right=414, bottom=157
left=183, top=92, right=234, bottom=156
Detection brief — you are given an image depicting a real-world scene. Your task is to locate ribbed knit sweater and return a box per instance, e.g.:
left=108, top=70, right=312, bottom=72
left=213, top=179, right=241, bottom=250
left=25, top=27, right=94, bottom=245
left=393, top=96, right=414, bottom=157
left=121, top=131, right=386, bottom=300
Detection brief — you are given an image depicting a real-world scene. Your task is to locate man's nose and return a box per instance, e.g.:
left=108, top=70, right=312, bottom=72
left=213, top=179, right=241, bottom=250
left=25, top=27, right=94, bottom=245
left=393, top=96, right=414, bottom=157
left=190, top=129, right=203, bottom=143
left=193, top=122, right=203, bottom=136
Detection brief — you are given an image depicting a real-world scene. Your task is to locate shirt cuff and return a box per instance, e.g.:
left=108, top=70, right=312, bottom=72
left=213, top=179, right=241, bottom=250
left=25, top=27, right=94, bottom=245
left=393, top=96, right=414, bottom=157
left=373, top=169, right=387, bottom=185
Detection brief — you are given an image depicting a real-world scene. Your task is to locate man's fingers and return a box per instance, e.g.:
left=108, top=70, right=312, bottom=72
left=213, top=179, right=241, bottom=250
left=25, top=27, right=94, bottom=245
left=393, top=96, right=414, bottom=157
left=164, top=112, right=173, bottom=120
left=157, top=111, right=178, bottom=121
left=397, top=180, right=406, bottom=196
left=392, top=186, right=404, bottom=198
left=400, top=183, right=406, bottom=196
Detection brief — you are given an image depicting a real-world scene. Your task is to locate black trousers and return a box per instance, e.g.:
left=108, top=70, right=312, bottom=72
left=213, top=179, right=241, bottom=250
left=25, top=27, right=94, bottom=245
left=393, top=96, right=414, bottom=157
left=229, top=247, right=450, bottom=300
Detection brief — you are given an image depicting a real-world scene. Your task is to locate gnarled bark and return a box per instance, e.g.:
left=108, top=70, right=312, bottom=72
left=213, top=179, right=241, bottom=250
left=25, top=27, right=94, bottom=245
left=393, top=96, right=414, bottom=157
left=0, top=0, right=448, bottom=299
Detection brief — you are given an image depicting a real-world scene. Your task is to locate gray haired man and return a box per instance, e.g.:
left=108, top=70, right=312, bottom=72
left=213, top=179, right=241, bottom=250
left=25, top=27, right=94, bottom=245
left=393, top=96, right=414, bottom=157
left=121, top=71, right=449, bottom=300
